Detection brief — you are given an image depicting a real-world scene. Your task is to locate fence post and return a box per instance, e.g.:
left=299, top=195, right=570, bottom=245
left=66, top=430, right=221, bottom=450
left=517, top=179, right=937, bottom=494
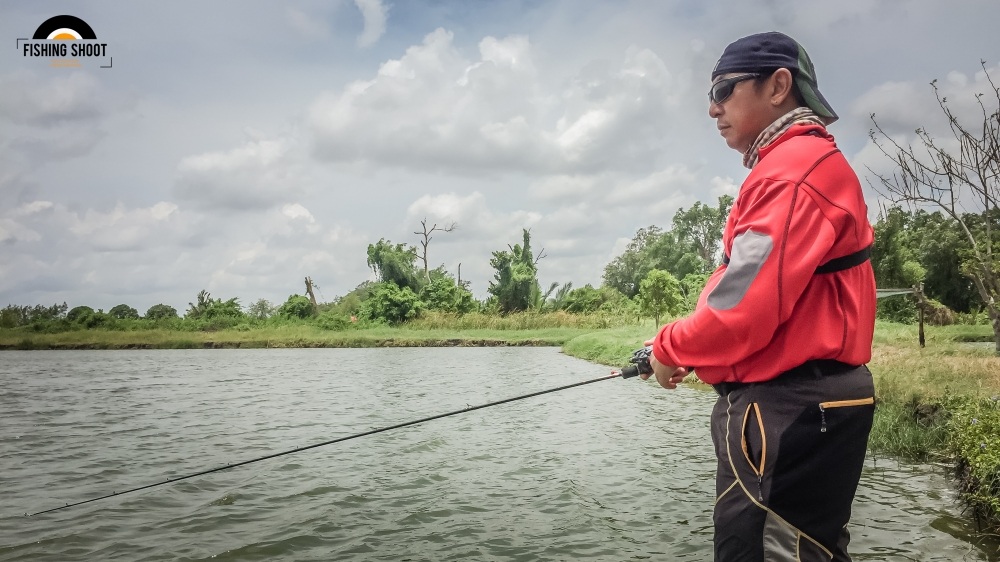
left=915, top=283, right=925, bottom=348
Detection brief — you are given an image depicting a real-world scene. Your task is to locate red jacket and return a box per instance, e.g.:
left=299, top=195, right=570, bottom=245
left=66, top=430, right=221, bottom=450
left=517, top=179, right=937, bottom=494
left=652, top=124, right=876, bottom=385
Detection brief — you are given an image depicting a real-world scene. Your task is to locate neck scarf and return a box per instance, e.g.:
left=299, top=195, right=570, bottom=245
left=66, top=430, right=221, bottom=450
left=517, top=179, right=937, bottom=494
left=742, top=107, right=826, bottom=169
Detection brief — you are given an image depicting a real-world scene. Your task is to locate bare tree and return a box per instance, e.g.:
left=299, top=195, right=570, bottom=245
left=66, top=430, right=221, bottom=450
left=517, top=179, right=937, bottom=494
left=533, top=247, right=548, bottom=266
left=868, top=60, right=1000, bottom=354
left=414, top=218, right=457, bottom=283
left=304, top=276, right=319, bottom=314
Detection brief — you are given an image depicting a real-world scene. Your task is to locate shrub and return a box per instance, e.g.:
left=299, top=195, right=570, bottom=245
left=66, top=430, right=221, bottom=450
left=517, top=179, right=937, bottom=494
left=360, top=282, right=423, bottom=324
left=278, top=294, right=315, bottom=319
left=876, top=296, right=918, bottom=324
left=947, top=396, right=1000, bottom=529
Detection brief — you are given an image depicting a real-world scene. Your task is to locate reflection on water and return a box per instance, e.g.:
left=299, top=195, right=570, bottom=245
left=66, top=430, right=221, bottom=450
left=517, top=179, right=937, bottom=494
left=0, top=348, right=996, bottom=561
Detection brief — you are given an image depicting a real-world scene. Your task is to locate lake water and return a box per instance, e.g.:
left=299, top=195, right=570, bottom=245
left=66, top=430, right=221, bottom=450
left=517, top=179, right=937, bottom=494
left=1, top=348, right=995, bottom=561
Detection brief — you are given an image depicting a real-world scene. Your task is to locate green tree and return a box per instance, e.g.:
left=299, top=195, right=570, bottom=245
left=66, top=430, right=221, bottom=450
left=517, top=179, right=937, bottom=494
left=562, top=284, right=605, bottom=314
left=367, top=239, right=422, bottom=292
left=487, top=229, right=542, bottom=313
left=329, top=281, right=376, bottom=317
left=206, top=298, right=243, bottom=319
left=872, top=207, right=925, bottom=322
left=420, top=270, right=475, bottom=313
left=67, top=305, right=109, bottom=328
left=277, top=295, right=315, bottom=319
left=246, top=298, right=275, bottom=320
left=109, top=304, right=139, bottom=319
left=145, top=304, right=178, bottom=320
left=359, top=282, right=424, bottom=324
left=638, top=269, right=683, bottom=325
left=912, top=210, right=977, bottom=313
left=872, top=207, right=926, bottom=289
left=544, top=282, right=574, bottom=311
left=0, top=307, right=18, bottom=329
left=679, top=273, right=711, bottom=313
left=645, top=230, right=707, bottom=281
left=5, top=302, right=69, bottom=326
left=604, top=197, right=732, bottom=299
left=672, top=195, right=734, bottom=267
left=185, top=290, right=243, bottom=320
left=603, top=226, right=662, bottom=298
left=186, top=290, right=213, bottom=319
left=67, top=305, right=96, bottom=323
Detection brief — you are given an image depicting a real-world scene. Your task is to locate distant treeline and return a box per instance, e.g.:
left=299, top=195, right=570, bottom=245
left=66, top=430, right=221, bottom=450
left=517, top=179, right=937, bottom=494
left=2, top=202, right=995, bottom=333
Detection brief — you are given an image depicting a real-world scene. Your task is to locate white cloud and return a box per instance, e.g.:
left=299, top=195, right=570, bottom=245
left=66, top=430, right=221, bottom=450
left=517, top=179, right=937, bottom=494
left=604, top=166, right=696, bottom=208
left=0, top=72, right=106, bottom=126
left=0, top=219, right=42, bottom=244
left=851, top=81, right=929, bottom=136
left=282, top=203, right=316, bottom=223
left=0, top=71, right=127, bottom=208
left=307, top=29, right=682, bottom=175
left=68, top=202, right=179, bottom=252
left=174, top=137, right=306, bottom=212
left=406, top=192, right=473, bottom=223
left=12, top=200, right=55, bottom=217
left=354, top=0, right=388, bottom=47
left=529, top=174, right=603, bottom=202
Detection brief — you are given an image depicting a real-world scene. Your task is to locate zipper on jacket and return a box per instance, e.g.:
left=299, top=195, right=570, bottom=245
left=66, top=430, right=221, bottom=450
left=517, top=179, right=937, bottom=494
left=818, top=397, right=875, bottom=432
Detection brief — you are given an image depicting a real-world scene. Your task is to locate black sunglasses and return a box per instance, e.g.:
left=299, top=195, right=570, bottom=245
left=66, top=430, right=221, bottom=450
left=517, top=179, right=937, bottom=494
left=708, top=73, right=760, bottom=105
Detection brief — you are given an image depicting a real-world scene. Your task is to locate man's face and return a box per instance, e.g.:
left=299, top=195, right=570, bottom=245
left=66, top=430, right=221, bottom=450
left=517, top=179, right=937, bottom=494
left=708, top=72, right=776, bottom=154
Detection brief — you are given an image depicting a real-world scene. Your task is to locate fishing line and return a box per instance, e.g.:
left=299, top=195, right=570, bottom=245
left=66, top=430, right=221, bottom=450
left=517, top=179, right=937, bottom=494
left=27, top=359, right=648, bottom=517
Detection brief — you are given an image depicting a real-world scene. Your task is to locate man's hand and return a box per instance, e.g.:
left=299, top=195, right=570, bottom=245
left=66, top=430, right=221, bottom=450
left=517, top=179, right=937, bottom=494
left=639, top=338, right=688, bottom=389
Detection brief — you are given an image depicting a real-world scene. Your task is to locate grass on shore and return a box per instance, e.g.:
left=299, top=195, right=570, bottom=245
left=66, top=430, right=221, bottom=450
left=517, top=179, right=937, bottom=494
left=0, top=325, right=595, bottom=350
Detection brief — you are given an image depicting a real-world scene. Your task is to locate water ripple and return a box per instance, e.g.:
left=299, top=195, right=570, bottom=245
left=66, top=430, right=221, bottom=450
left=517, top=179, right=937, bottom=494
left=0, top=348, right=995, bottom=561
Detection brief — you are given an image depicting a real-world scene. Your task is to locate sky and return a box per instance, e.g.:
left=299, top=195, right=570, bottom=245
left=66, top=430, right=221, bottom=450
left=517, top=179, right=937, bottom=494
left=2, top=0, right=999, bottom=315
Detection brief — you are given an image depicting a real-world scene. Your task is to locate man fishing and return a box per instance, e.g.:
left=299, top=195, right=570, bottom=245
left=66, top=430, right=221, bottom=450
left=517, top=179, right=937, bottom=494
left=641, top=31, right=877, bottom=561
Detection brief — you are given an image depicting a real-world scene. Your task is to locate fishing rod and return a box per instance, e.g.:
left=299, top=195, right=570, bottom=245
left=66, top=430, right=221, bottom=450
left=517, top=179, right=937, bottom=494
left=26, top=347, right=654, bottom=517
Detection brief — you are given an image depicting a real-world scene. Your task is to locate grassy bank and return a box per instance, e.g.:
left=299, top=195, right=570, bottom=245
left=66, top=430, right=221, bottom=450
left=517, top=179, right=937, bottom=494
left=0, top=311, right=616, bottom=350
left=0, top=325, right=593, bottom=350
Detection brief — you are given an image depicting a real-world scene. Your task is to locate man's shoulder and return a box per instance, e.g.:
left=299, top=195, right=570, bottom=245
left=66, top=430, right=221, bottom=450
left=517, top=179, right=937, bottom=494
left=771, top=125, right=838, bottom=156
left=754, top=126, right=843, bottom=177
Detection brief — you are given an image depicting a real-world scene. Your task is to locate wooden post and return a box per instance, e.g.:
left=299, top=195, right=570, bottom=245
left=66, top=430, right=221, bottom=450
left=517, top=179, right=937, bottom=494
left=915, top=283, right=925, bottom=348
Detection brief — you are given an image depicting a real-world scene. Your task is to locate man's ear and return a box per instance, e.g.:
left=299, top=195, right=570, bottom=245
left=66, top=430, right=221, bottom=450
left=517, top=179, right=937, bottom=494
left=769, top=68, right=795, bottom=106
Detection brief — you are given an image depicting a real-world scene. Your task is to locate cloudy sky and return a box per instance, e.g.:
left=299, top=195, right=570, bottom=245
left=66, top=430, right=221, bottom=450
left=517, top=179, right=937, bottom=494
left=2, top=1, right=998, bottom=314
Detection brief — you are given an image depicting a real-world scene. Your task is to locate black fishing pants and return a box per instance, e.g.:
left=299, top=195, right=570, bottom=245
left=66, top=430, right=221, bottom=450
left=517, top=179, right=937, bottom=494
left=711, top=361, right=875, bottom=561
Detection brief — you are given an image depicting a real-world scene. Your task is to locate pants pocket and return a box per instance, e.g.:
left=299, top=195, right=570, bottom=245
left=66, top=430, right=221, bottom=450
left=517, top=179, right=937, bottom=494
left=741, top=402, right=766, bottom=501
left=818, top=397, right=875, bottom=433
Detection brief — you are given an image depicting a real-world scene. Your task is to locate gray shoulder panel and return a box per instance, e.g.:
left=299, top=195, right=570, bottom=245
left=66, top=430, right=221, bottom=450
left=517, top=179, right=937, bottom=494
left=707, top=230, right=773, bottom=311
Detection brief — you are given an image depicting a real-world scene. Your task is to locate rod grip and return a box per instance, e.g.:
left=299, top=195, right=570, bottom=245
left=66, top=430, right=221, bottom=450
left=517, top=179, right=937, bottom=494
left=619, top=345, right=653, bottom=379
left=620, top=365, right=641, bottom=379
